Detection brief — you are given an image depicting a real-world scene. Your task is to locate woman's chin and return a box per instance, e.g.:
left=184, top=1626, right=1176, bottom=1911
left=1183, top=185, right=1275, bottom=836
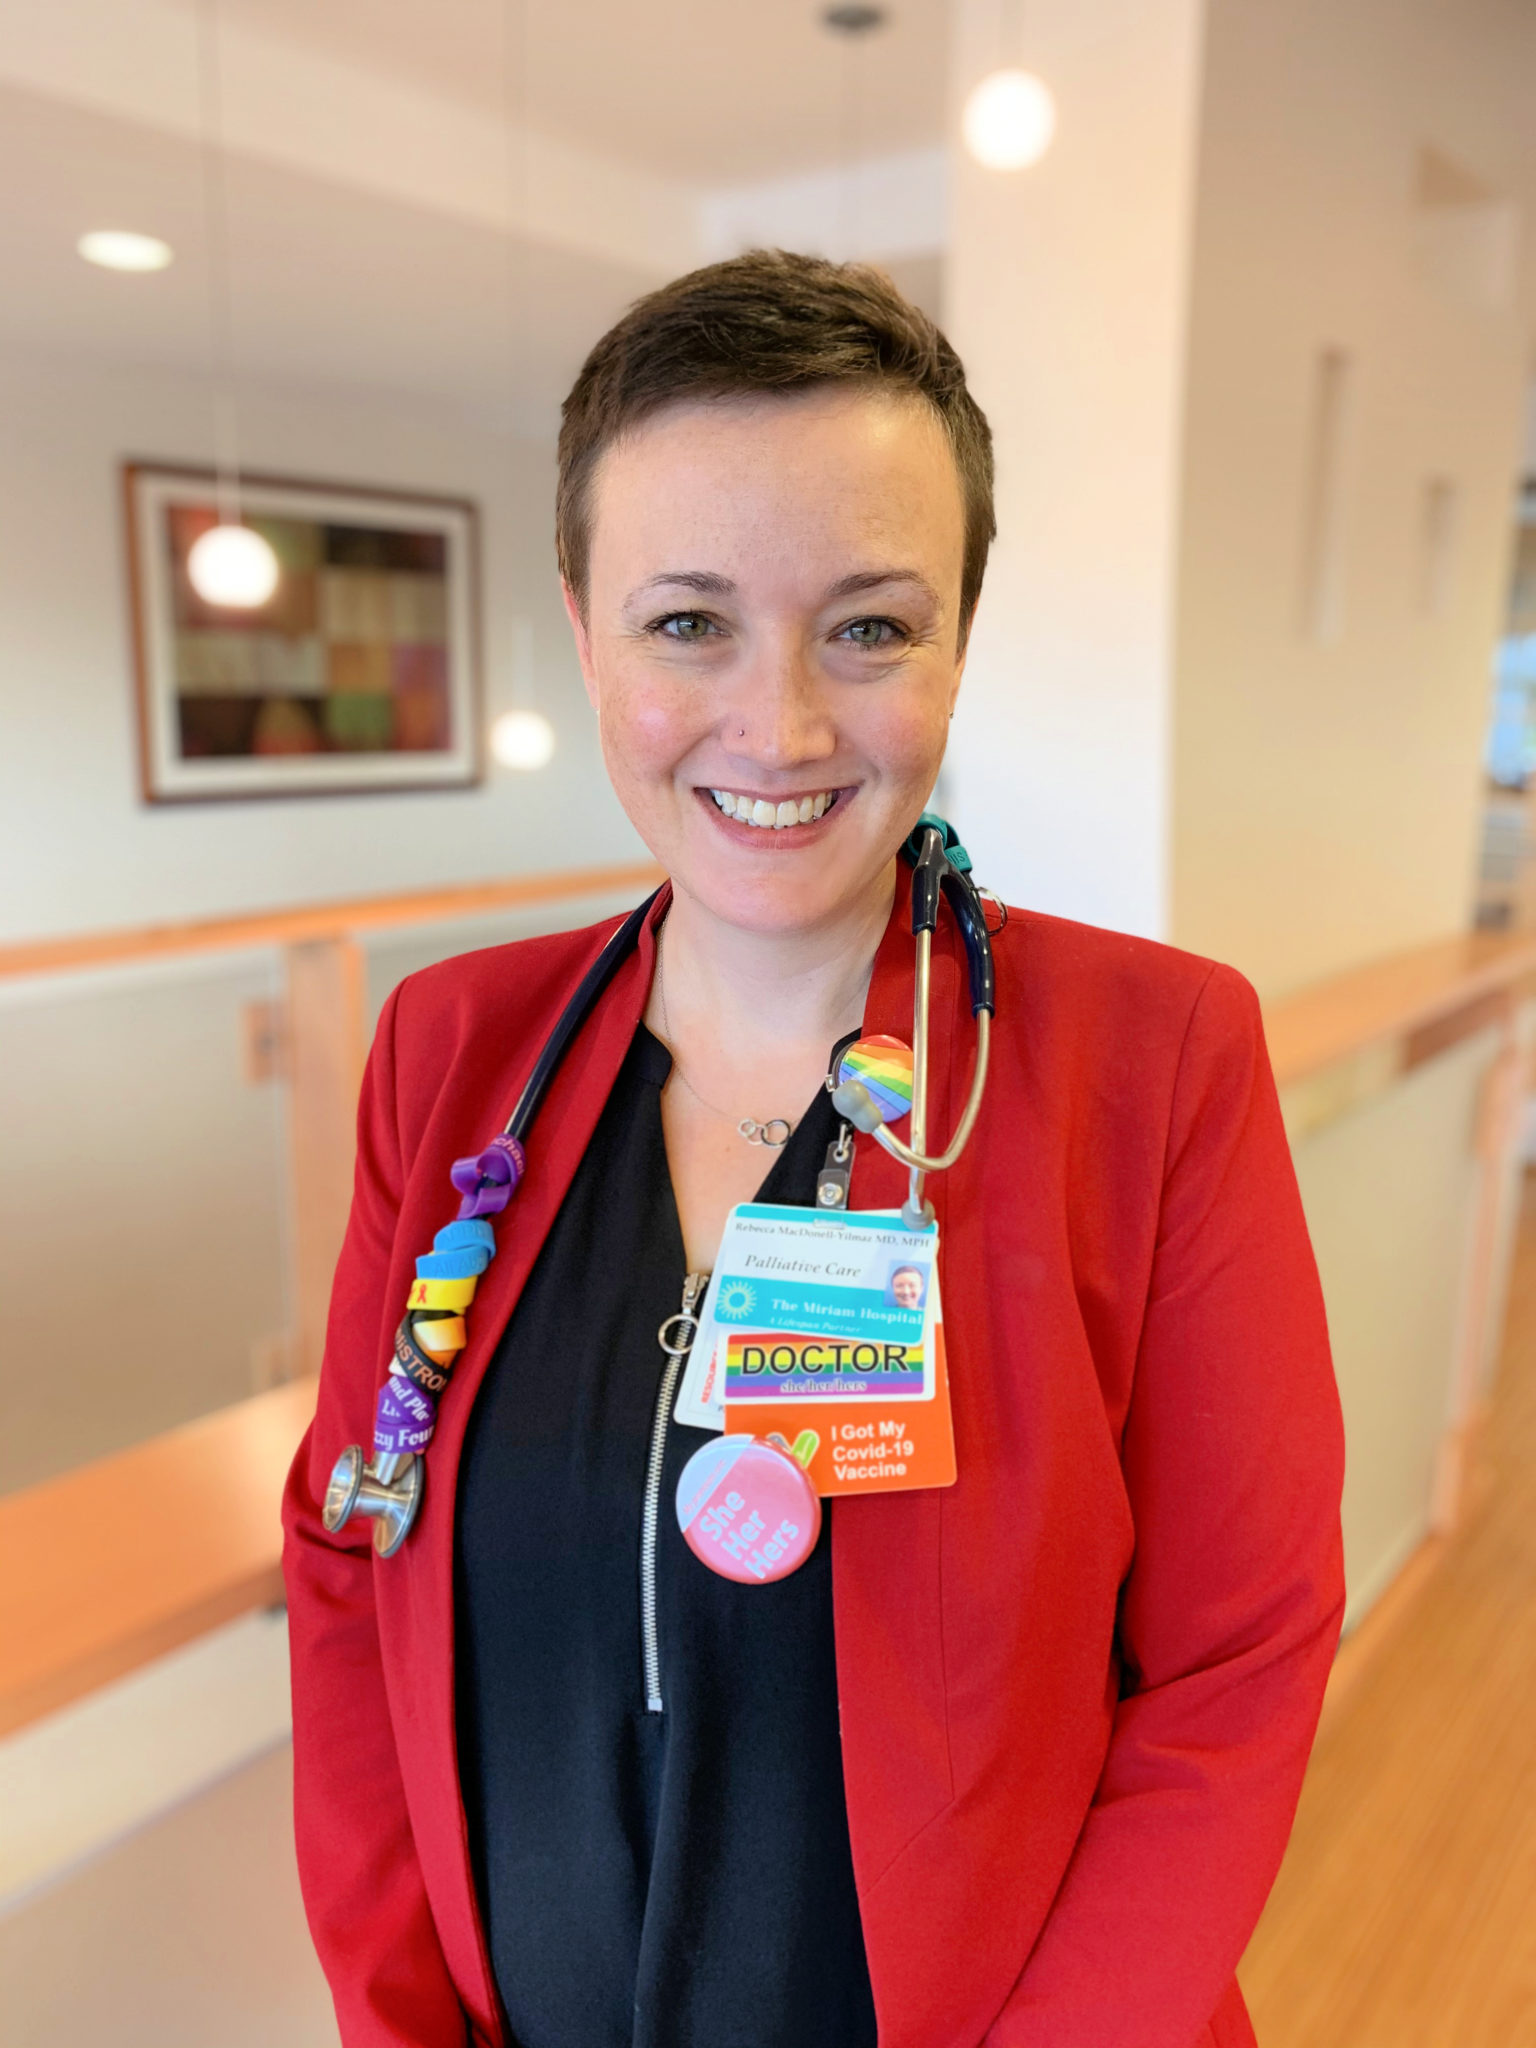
left=669, top=852, right=896, bottom=940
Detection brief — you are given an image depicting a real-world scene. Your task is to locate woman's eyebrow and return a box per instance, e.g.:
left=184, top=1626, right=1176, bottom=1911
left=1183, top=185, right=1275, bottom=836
left=623, top=566, right=940, bottom=608
left=630, top=570, right=736, bottom=601
left=824, top=568, right=941, bottom=606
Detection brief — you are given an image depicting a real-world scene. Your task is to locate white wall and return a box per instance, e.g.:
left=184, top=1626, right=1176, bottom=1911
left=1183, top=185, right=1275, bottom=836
left=0, top=347, right=645, bottom=944
left=943, top=0, right=1207, bottom=936
left=1170, top=0, right=1536, bottom=996
left=1288, top=1030, right=1498, bottom=1624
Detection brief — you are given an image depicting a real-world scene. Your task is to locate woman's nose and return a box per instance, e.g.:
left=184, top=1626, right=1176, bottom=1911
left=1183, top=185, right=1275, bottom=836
left=723, top=643, right=836, bottom=766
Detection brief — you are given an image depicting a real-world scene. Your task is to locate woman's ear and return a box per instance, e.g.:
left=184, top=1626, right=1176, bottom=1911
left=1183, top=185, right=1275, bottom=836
left=560, top=579, right=600, bottom=712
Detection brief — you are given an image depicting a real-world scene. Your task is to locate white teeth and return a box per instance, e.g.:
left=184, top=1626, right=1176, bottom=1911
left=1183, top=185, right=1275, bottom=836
left=710, top=789, right=838, bottom=828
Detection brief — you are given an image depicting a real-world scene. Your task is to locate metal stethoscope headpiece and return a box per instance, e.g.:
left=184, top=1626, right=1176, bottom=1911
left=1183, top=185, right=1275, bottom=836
left=830, top=822, right=997, bottom=1230
left=322, top=1443, right=423, bottom=1558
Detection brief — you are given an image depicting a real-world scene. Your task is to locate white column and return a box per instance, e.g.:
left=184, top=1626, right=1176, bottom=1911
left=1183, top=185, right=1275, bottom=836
left=943, top=0, right=1207, bottom=936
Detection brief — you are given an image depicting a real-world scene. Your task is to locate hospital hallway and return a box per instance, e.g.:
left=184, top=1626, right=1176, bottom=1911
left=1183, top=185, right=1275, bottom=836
left=1240, top=1171, right=1536, bottom=2046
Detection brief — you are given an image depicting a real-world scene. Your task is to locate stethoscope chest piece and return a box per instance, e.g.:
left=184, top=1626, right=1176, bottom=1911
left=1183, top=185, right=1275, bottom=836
left=323, top=1444, right=423, bottom=1558
left=676, top=1432, right=821, bottom=1584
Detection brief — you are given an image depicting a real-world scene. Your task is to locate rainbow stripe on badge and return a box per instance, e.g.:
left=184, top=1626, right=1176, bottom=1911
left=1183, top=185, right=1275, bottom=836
left=837, top=1035, right=914, bottom=1123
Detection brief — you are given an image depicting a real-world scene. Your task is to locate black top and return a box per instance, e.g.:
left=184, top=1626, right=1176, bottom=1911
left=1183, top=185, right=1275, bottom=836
left=455, top=1025, right=877, bottom=2048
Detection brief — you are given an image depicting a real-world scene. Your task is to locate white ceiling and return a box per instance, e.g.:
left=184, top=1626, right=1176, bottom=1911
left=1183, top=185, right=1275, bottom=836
left=0, top=80, right=655, bottom=425
left=0, top=0, right=950, bottom=420
left=221, top=0, right=950, bottom=185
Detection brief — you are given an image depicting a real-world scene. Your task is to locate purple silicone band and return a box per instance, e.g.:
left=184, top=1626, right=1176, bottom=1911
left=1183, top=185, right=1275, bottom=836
left=372, top=1373, right=437, bottom=1457
left=452, top=1133, right=527, bottom=1221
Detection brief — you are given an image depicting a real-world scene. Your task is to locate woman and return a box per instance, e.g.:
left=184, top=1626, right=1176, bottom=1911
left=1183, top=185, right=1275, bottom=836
left=284, top=252, right=1344, bottom=2048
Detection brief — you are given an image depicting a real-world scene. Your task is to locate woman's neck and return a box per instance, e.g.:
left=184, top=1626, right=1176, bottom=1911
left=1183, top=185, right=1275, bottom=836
left=654, top=860, right=896, bottom=1065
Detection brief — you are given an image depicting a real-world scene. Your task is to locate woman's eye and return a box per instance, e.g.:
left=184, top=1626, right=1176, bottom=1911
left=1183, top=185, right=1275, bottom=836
left=654, top=612, right=717, bottom=642
left=840, top=617, right=904, bottom=648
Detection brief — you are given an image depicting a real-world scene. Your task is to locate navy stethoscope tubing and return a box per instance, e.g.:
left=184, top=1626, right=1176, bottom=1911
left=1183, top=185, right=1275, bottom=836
left=506, top=819, right=995, bottom=1199
left=503, top=889, right=664, bottom=1144
left=828, top=820, right=996, bottom=1226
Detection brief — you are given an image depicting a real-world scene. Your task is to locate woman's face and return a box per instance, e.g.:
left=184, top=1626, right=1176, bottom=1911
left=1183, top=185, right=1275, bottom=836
left=565, top=386, right=970, bottom=938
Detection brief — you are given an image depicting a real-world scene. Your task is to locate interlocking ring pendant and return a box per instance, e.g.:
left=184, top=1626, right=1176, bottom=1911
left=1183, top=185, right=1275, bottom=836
left=738, top=1117, right=792, bottom=1147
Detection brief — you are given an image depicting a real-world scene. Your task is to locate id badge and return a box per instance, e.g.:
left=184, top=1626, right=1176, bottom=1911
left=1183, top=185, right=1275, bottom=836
left=675, top=1204, right=956, bottom=1498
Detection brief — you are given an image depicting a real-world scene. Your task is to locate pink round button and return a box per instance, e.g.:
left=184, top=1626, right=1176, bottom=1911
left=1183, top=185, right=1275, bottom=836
left=675, top=1435, right=822, bottom=1585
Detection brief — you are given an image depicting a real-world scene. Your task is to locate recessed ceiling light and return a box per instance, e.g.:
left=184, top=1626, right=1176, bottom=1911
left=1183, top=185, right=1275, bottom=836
left=77, top=230, right=174, bottom=273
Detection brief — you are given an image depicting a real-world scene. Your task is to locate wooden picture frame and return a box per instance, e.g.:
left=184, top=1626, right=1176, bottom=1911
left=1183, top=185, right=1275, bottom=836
left=124, top=463, right=482, bottom=803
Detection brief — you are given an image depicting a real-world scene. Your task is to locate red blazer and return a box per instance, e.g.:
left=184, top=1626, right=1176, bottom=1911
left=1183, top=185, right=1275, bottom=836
left=283, top=880, right=1344, bottom=2048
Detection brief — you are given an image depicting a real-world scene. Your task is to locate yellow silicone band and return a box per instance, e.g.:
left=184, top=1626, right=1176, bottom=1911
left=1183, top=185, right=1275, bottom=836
left=408, top=1276, right=477, bottom=1312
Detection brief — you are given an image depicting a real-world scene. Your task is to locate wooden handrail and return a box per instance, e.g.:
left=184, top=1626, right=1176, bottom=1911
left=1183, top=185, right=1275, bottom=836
left=0, top=1379, right=316, bottom=1738
left=1262, top=930, right=1536, bottom=1089
left=1, top=871, right=1527, bottom=1078
left=0, top=861, right=665, bottom=982
left=0, top=860, right=665, bottom=1383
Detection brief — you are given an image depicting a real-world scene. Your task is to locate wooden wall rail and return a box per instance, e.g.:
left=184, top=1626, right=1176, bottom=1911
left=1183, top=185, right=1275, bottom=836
left=1264, top=929, right=1536, bottom=1090
left=0, top=861, right=665, bottom=982
left=0, top=1380, right=316, bottom=1738
left=0, top=860, right=664, bottom=1379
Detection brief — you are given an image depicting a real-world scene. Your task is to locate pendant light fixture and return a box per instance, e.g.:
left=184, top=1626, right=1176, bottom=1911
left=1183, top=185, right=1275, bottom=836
left=187, top=0, right=279, bottom=611
left=489, top=0, right=556, bottom=773
left=821, top=4, right=889, bottom=259
left=962, top=0, right=1057, bottom=171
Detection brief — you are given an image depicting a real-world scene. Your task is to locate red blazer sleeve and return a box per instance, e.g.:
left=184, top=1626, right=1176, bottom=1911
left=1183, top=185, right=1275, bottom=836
left=282, top=987, right=470, bottom=2048
left=989, top=964, right=1346, bottom=2048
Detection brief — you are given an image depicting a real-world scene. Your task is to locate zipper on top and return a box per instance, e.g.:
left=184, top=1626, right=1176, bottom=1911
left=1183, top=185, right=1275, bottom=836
left=641, top=1269, right=709, bottom=1714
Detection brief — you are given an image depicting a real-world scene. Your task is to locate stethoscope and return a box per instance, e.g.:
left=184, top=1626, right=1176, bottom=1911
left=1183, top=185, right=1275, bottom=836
left=322, top=817, right=997, bottom=1558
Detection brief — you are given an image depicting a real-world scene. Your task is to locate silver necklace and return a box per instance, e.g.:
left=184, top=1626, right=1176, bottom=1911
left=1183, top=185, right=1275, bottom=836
left=654, top=935, right=794, bottom=1148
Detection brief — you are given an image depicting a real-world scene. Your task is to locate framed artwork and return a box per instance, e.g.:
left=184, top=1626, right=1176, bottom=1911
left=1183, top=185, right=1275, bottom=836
left=124, top=463, right=482, bottom=802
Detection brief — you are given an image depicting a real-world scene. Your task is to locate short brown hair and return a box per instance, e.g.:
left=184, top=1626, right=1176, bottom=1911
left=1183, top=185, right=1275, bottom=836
left=556, top=249, right=995, bottom=637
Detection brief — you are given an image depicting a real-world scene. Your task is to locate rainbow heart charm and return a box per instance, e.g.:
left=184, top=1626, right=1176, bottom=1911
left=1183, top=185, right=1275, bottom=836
left=837, top=1035, right=914, bottom=1124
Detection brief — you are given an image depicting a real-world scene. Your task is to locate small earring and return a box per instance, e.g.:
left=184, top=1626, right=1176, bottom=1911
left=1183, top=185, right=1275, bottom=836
left=737, top=726, right=746, bottom=738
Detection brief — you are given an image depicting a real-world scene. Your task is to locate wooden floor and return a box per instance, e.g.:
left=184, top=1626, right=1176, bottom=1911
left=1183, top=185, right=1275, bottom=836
left=1239, top=1171, right=1536, bottom=2047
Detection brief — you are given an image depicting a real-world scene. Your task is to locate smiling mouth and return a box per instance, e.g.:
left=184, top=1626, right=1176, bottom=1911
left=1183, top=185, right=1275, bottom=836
left=708, top=788, right=842, bottom=830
